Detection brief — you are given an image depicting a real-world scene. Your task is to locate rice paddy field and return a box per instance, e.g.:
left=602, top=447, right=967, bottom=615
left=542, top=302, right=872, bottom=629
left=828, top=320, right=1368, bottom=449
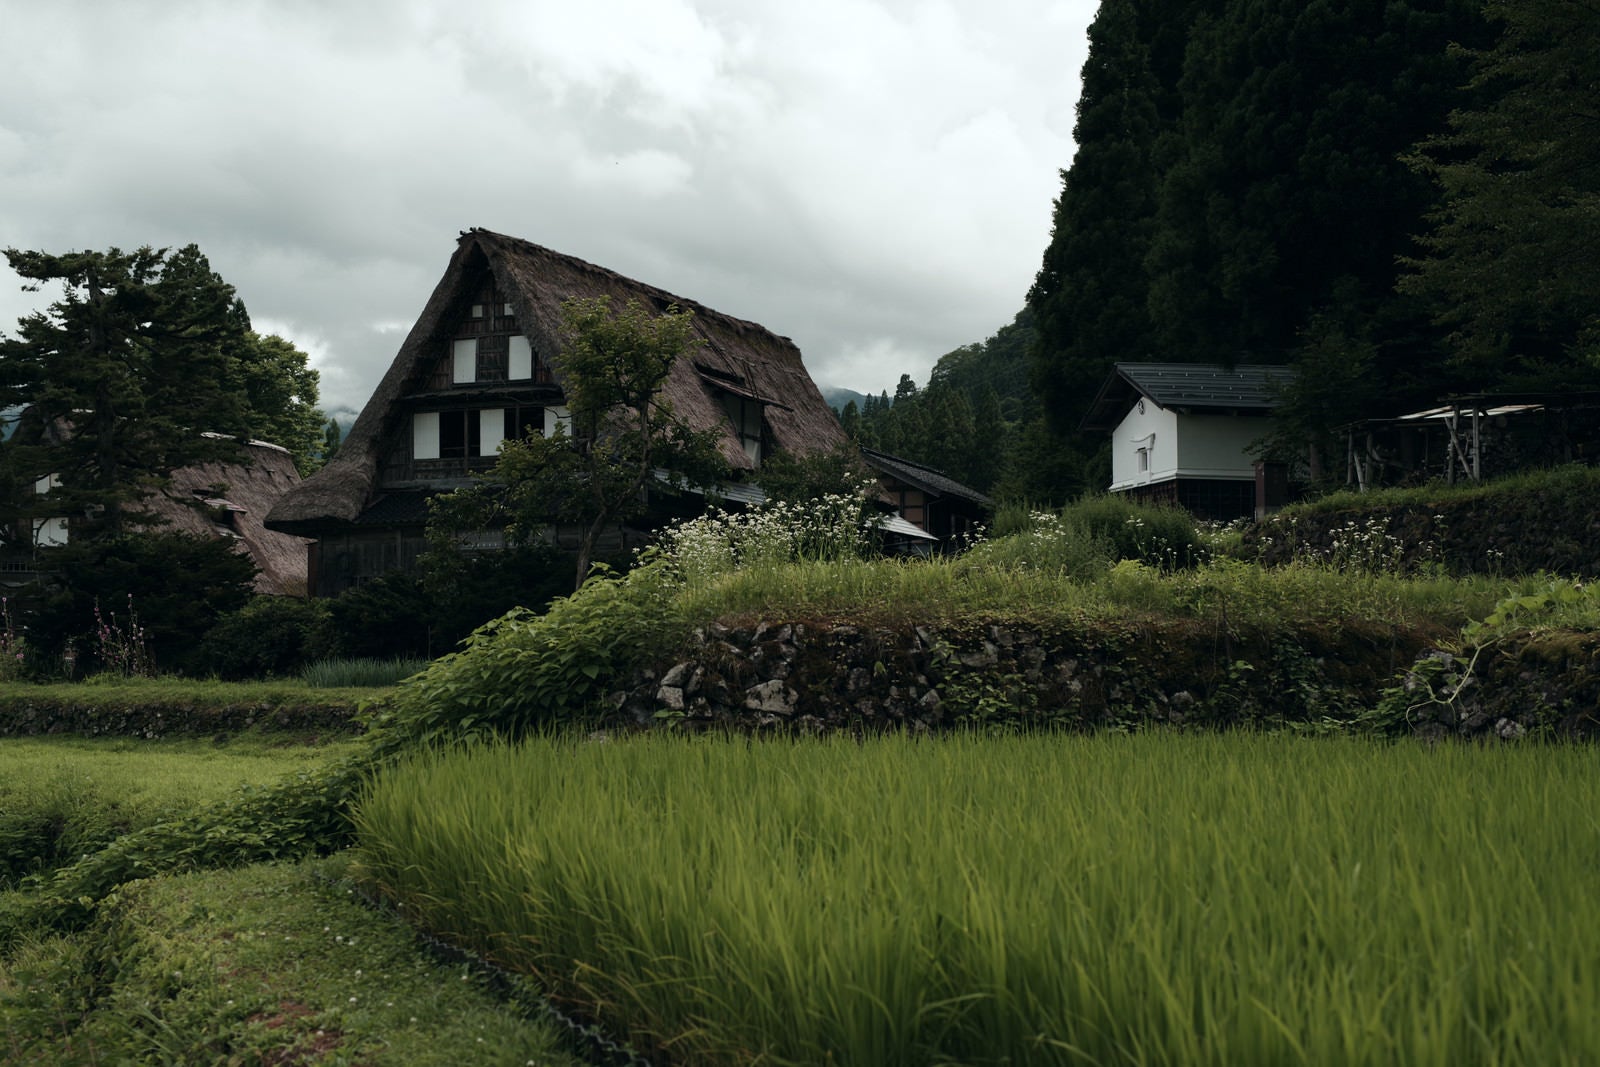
left=354, top=732, right=1600, bottom=1066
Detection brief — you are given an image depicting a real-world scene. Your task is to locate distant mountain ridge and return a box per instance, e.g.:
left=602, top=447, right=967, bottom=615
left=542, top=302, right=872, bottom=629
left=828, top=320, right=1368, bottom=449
left=819, top=386, right=868, bottom=414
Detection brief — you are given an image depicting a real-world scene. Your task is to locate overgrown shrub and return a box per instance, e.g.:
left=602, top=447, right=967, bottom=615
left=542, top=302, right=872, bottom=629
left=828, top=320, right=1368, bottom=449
left=20, top=533, right=257, bottom=676
left=320, top=573, right=437, bottom=661
left=197, top=596, right=332, bottom=680
left=655, top=481, right=881, bottom=591
left=367, top=561, right=686, bottom=749
left=415, top=541, right=574, bottom=651
left=1060, top=494, right=1204, bottom=569
left=961, top=510, right=1110, bottom=578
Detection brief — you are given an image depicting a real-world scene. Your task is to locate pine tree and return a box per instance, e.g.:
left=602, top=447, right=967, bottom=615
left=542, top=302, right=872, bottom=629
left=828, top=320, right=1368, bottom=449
left=1145, top=0, right=1484, bottom=386
left=1401, top=0, right=1600, bottom=388
left=1029, top=0, right=1212, bottom=437
left=0, top=246, right=253, bottom=538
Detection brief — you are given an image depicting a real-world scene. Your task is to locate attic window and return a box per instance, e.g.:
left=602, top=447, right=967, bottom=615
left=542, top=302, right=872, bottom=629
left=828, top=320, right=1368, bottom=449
left=718, top=391, right=766, bottom=466
left=470, top=304, right=485, bottom=319
left=453, top=339, right=477, bottom=383
left=508, top=335, right=533, bottom=380
left=1136, top=447, right=1149, bottom=473
left=695, top=361, right=745, bottom=386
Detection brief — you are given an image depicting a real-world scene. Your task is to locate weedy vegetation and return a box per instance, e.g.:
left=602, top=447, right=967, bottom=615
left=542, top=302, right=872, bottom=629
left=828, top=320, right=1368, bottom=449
left=300, top=657, right=432, bottom=689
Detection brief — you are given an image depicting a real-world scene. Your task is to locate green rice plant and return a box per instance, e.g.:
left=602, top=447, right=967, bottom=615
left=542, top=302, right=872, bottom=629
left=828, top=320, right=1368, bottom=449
left=355, top=733, right=1600, bottom=1066
left=301, top=657, right=431, bottom=688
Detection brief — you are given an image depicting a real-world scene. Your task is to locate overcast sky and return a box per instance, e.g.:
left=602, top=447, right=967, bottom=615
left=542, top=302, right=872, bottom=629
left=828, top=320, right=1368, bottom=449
left=0, top=0, right=1094, bottom=418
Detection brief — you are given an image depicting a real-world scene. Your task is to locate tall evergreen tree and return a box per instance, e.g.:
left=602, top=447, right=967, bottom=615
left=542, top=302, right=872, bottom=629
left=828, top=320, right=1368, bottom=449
left=1400, top=0, right=1600, bottom=389
left=837, top=400, right=862, bottom=443
left=1145, top=0, right=1484, bottom=386
left=1028, top=0, right=1488, bottom=476
left=0, top=246, right=252, bottom=538
left=1028, top=0, right=1199, bottom=438
left=970, top=386, right=1007, bottom=493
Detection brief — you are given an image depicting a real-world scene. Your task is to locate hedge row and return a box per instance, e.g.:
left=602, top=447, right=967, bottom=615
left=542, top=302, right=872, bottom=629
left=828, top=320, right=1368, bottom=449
left=0, top=692, right=366, bottom=738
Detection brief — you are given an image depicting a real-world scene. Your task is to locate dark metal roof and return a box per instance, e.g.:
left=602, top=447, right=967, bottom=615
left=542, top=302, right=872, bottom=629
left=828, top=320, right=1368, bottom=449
left=1080, top=362, right=1294, bottom=431
left=861, top=448, right=993, bottom=507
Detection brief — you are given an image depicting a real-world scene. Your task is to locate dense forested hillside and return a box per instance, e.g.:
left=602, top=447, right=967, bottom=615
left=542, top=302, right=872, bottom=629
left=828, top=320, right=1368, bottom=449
left=852, top=0, right=1598, bottom=503
left=838, top=310, right=1089, bottom=501
left=1030, top=0, right=1598, bottom=476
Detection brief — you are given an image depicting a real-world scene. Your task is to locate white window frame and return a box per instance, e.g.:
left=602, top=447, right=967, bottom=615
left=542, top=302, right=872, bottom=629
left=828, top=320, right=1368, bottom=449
left=479, top=407, right=506, bottom=457
left=413, top=411, right=441, bottom=460
left=452, top=339, right=477, bottom=384
left=508, top=335, right=533, bottom=380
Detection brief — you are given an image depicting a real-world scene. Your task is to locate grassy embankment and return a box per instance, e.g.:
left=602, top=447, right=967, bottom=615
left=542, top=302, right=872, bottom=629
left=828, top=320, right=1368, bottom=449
left=0, top=731, right=582, bottom=1064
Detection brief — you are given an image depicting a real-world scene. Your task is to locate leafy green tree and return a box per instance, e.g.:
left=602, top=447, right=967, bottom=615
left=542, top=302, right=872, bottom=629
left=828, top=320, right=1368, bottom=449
left=1401, top=0, right=1600, bottom=388
left=755, top=443, right=876, bottom=505
left=230, top=332, right=326, bottom=475
left=892, top=373, right=919, bottom=406
left=427, top=297, right=727, bottom=590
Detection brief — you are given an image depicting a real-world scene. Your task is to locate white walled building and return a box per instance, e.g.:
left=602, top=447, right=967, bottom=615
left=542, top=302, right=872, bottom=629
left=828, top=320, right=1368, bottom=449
left=1080, top=363, right=1293, bottom=520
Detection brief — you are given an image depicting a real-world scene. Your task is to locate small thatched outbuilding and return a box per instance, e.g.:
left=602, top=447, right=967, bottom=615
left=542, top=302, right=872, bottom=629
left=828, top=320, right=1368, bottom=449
left=153, top=437, right=311, bottom=596
left=266, top=229, right=851, bottom=596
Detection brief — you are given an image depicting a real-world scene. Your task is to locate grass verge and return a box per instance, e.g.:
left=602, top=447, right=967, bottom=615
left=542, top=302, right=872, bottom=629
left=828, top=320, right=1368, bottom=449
left=0, top=735, right=367, bottom=889
left=0, top=677, right=379, bottom=739
left=1, top=856, right=583, bottom=1065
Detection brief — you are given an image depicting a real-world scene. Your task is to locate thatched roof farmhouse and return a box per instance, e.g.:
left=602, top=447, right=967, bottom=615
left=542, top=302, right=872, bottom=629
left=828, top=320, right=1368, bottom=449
left=267, top=229, right=852, bottom=596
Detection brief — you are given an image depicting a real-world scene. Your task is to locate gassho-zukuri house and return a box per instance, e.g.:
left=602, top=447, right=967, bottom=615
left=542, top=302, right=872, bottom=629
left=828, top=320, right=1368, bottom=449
left=1080, top=362, right=1294, bottom=521
left=266, top=228, right=880, bottom=597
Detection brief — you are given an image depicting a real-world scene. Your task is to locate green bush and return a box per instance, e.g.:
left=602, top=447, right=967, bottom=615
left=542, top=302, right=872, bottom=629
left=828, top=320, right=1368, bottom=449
left=416, top=542, right=574, bottom=651
left=960, top=510, right=1110, bottom=579
left=321, top=573, right=436, bottom=660
left=368, top=561, right=685, bottom=748
left=20, top=533, right=258, bottom=676
left=198, top=596, right=332, bottom=680
left=1060, top=494, right=1204, bottom=569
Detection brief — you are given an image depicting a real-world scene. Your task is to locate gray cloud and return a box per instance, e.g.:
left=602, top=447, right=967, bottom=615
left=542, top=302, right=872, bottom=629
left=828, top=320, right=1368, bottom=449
left=0, top=0, right=1091, bottom=413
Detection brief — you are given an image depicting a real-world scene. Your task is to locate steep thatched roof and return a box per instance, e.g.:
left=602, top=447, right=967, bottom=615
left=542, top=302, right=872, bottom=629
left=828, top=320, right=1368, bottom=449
left=267, top=229, right=849, bottom=534
left=152, top=438, right=311, bottom=596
